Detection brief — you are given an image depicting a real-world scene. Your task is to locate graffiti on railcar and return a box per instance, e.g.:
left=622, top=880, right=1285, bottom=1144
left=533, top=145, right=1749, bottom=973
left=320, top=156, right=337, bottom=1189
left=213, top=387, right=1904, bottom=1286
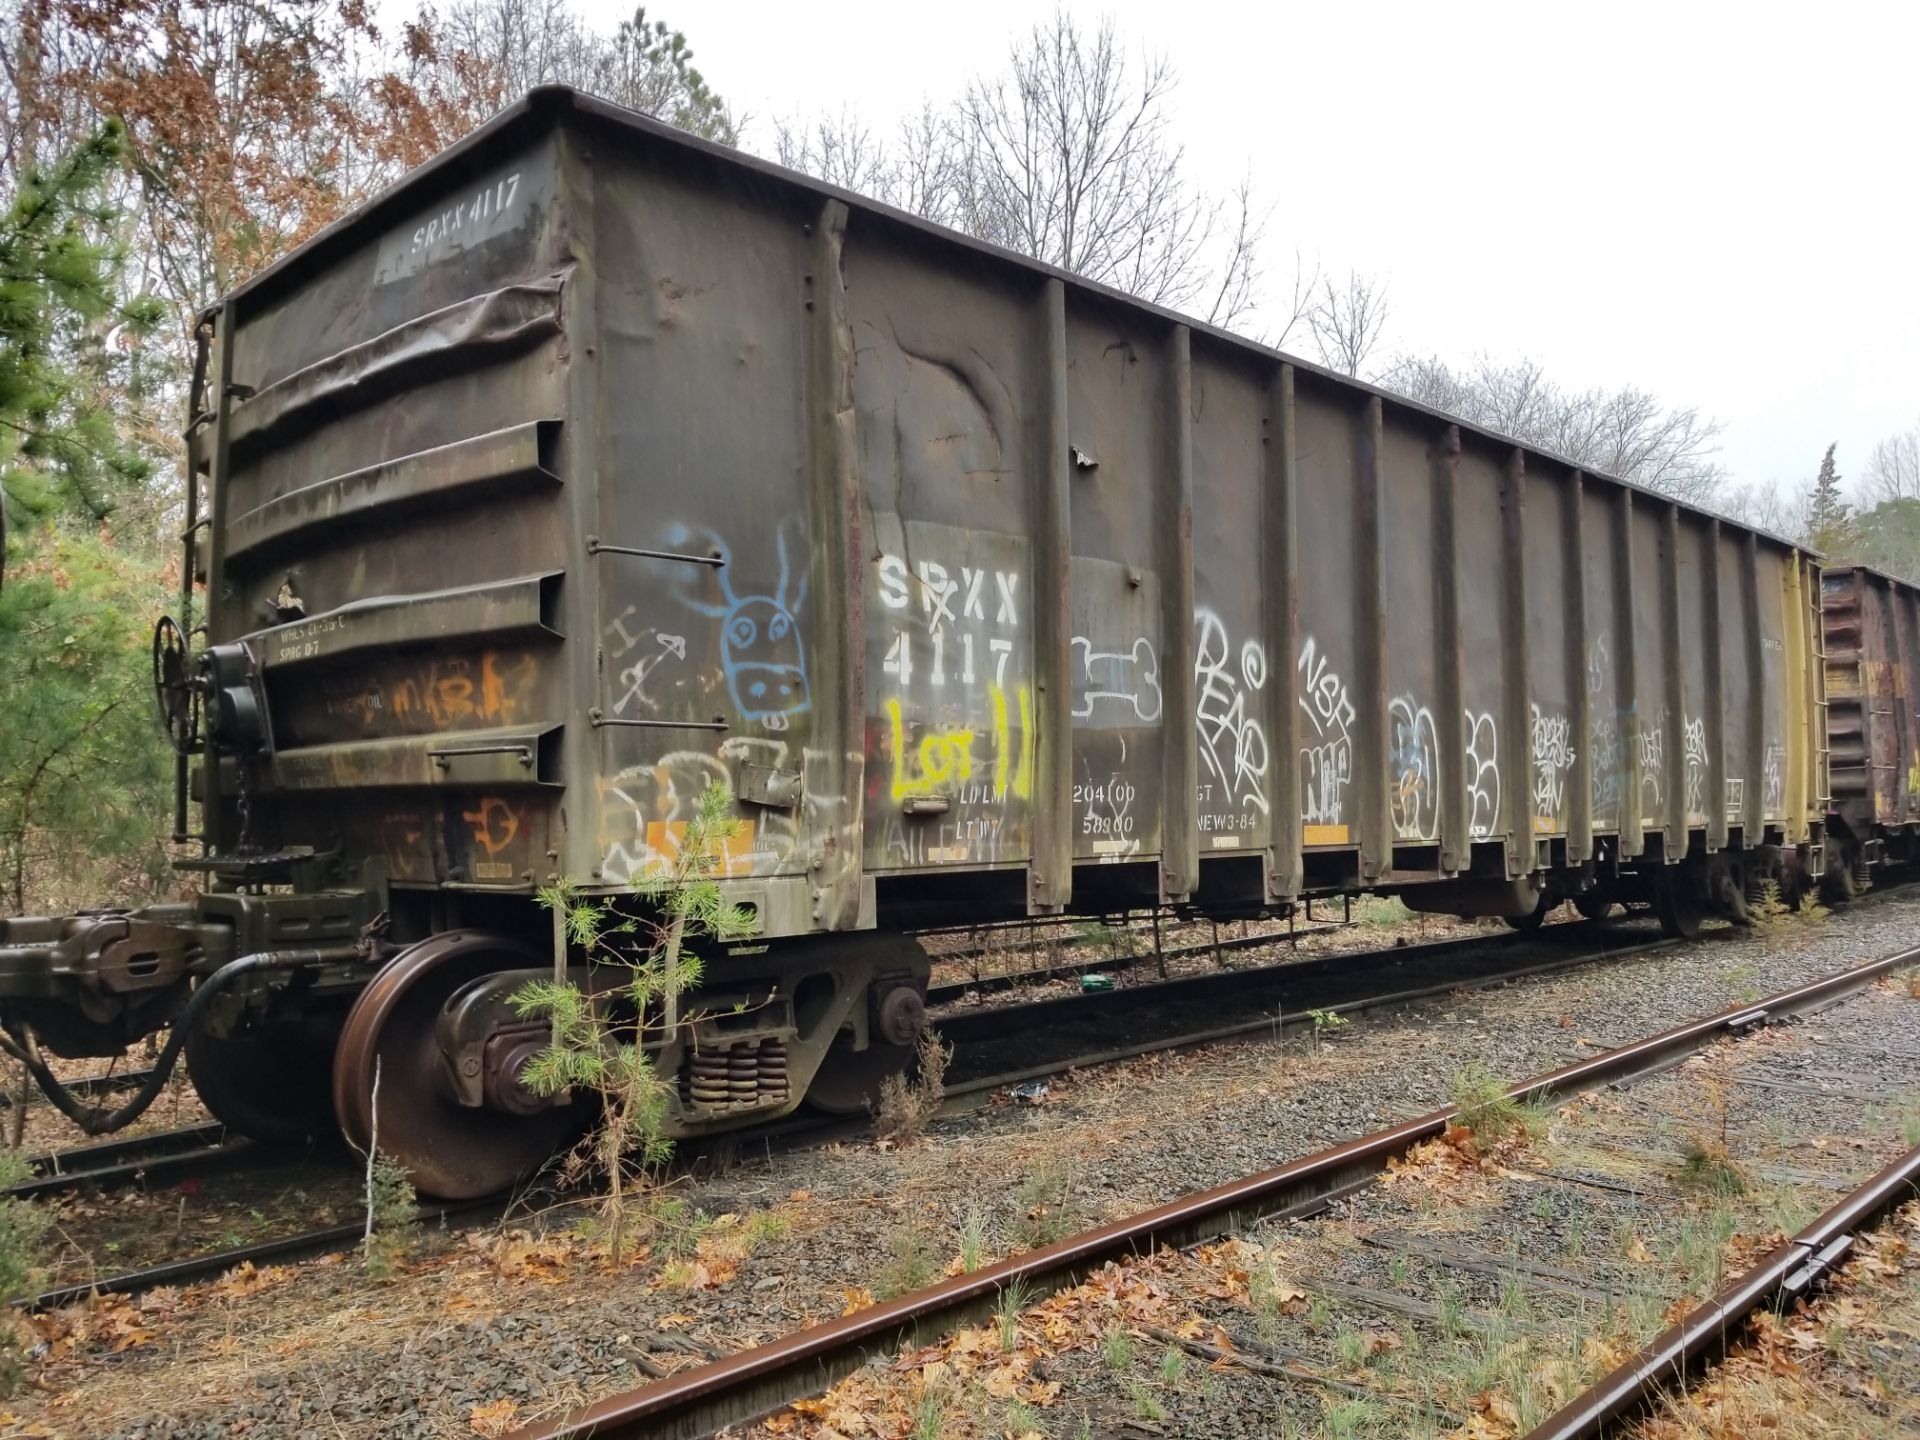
left=1764, top=742, right=1785, bottom=816
left=1637, top=710, right=1666, bottom=818
left=1194, top=609, right=1269, bottom=827
left=1530, top=704, right=1576, bottom=829
left=316, top=648, right=541, bottom=735
left=1071, top=636, right=1162, bottom=725
left=1465, top=709, right=1501, bottom=839
left=1590, top=713, right=1623, bottom=824
left=884, top=685, right=1033, bottom=806
left=665, top=525, right=810, bottom=731
left=1298, top=636, right=1354, bottom=829
left=1682, top=713, right=1708, bottom=820
left=870, top=521, right=1033, bottom=866
left=602, top=607, right=687, bottom=719
left=1388, top=695, right=1440, bottom=841
left=453, top=795, right=532, bottom=882
left=596, top=738, right=819, bottom=882
left=1586, top=634, right=1620, bottom=828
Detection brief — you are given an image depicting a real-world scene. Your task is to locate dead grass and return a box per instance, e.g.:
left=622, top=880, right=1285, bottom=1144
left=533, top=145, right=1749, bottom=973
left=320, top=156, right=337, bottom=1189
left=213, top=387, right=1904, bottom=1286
left=870, top=1029, right=950, bottom=1143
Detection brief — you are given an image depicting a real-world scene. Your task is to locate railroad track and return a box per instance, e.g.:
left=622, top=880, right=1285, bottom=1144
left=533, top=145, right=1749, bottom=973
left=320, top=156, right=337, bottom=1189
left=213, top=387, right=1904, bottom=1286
left=1524, top=1143, right=1920, bottom=1439
left=7, top=1122, right=248, bottom=1202
left=505, top=939, right=1920, bottom=1439
left=19, top=919, right=1656, bottom=1313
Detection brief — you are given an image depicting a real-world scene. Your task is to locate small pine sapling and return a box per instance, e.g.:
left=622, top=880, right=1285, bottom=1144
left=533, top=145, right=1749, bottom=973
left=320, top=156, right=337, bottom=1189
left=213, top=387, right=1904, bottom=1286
left=512, top=783, right=755, bottom=1262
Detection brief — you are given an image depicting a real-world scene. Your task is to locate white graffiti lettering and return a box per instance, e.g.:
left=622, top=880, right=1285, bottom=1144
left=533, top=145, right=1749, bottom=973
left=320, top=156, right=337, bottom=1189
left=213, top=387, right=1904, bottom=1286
left=1195, top=611, right=1269, bottom=815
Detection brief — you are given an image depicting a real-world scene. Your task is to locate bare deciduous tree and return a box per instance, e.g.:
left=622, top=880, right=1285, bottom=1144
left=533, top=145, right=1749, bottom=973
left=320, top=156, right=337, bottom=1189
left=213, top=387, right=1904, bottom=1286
left=1863, top=421, right=1920, bottom=504
left=1384, top=352, right=1727, bottom=507
left=769, top=10, right=1274, bottom=334
left=1306, top=269, right=1391, bottom=377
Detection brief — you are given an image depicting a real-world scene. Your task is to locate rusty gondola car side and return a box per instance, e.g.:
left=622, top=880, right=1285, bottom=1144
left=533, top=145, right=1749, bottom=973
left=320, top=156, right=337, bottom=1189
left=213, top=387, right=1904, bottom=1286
left=1821, top=563, right=1920, bottom=895
left=0, top=88, right=1829, bottom=1195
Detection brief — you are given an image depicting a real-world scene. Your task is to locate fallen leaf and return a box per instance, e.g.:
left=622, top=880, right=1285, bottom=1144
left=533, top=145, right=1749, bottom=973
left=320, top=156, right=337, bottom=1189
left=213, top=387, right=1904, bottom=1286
left=468, top=1397, right=518, bottom=1437
left=841, top=1286, right=876, bottom=1316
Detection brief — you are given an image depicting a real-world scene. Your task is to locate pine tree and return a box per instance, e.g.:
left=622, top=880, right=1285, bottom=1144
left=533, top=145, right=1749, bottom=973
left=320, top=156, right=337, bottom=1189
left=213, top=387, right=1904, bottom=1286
left=1807, top=442, right=1850, bottom=554
left=0, top=121, right=162, bottom=594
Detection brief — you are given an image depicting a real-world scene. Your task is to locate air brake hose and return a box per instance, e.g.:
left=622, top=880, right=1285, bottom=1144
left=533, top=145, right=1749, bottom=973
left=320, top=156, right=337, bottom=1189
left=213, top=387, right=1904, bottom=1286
left=3, top=947, right=359, bottom=1136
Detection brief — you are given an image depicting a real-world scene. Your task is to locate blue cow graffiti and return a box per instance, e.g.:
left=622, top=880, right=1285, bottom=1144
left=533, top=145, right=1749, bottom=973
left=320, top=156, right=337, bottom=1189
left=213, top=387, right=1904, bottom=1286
left=668, top=524, right=811, bottom=730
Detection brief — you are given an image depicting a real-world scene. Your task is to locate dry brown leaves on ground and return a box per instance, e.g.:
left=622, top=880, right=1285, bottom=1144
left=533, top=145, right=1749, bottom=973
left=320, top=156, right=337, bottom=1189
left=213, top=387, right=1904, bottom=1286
left=467, top=1396, right=519, bottom=1437
left=767, top=1239, right=1298, bottom=1437
left=1633, top=1207, right=1920, bottom=1439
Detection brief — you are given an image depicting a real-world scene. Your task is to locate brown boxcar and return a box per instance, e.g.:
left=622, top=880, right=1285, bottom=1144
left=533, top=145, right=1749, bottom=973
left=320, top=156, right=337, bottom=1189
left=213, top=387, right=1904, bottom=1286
left=1822, top=563, right=1920, bottom=891
left=0, top=88, right=1830, bottom=1194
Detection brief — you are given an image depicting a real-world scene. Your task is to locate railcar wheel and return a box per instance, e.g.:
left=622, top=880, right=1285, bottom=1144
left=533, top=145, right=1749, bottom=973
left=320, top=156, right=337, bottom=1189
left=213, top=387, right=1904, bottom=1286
left=186, top=1016, right=340, bottom=1144
left=1655, top=866, right=1705, bottom=940
left=1571, top=891, right=1614, bottom=922
left=805, top=1035, right=917, bottom=1115
left=1502, top=893, right=1553, bottom=932
left=333, top=932, right=580, bottom=1200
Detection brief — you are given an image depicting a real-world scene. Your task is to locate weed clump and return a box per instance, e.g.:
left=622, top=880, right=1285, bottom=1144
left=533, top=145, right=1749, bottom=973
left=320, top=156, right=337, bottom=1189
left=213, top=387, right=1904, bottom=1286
left=1447, top=1062, right=1547, bottom=1154
left=1012, top=1155, right=1081, bottom=1248
left=876, top=1227, right=937, bottom=1298
left=871, top=1028, right=950, bottom=1143
left=1676, top=1077, right=1749, bottom=1196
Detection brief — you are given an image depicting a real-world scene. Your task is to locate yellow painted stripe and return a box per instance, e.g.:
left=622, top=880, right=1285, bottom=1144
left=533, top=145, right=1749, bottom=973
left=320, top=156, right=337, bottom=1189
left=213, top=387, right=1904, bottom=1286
left=1303, top=824, right=1350, bottom=847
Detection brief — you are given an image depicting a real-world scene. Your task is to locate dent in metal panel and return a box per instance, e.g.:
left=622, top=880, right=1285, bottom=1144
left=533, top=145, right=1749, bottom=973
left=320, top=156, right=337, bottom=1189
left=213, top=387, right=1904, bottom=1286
left=233, top=146, right=562, bottom=392
left=230, top=275, right=567, bottom=454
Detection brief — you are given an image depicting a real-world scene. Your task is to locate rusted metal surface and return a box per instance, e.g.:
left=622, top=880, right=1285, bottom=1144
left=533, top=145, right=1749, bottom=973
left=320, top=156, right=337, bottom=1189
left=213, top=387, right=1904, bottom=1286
left=1822, top=564, right=1920, bottom=846
left=172, top=83, right=1828, bottom=937
left=507, top=943, right=1920, bottom=1440
left=1522, top=1140, right=1920, bottom=1440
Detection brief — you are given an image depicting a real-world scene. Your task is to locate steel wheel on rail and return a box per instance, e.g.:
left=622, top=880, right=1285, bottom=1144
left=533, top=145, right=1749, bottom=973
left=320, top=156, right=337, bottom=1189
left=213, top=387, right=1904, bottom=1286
left=332, top=931, right=580, bottom=1200
left=1571, top=890, right=1614, bottom=922
left=186, top=1010, right=342, bottom=1144
left=1655, top=864, right=1706, bottom=940
left=806, top=979, right=929, bottom=1115
left=805, top=1036, right=918, bottom=1114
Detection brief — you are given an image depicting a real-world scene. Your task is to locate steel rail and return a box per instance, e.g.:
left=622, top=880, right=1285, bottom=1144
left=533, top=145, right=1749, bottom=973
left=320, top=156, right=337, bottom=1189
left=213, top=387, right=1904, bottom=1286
left=509, top=941, right=1920, bottom=1440
left=1521, top=1141, right=1920, bottom=1440
left=25, top=1195, right=503, bottom=1313
left=8, top=1123, right=244, bottom=1200
left=923, top=917, right=1487, bottom=1005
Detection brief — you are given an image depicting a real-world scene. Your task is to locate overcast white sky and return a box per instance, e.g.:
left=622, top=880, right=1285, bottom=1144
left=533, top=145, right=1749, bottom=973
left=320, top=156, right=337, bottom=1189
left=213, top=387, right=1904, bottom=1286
left=580, top=0, right=1919, bottom=495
